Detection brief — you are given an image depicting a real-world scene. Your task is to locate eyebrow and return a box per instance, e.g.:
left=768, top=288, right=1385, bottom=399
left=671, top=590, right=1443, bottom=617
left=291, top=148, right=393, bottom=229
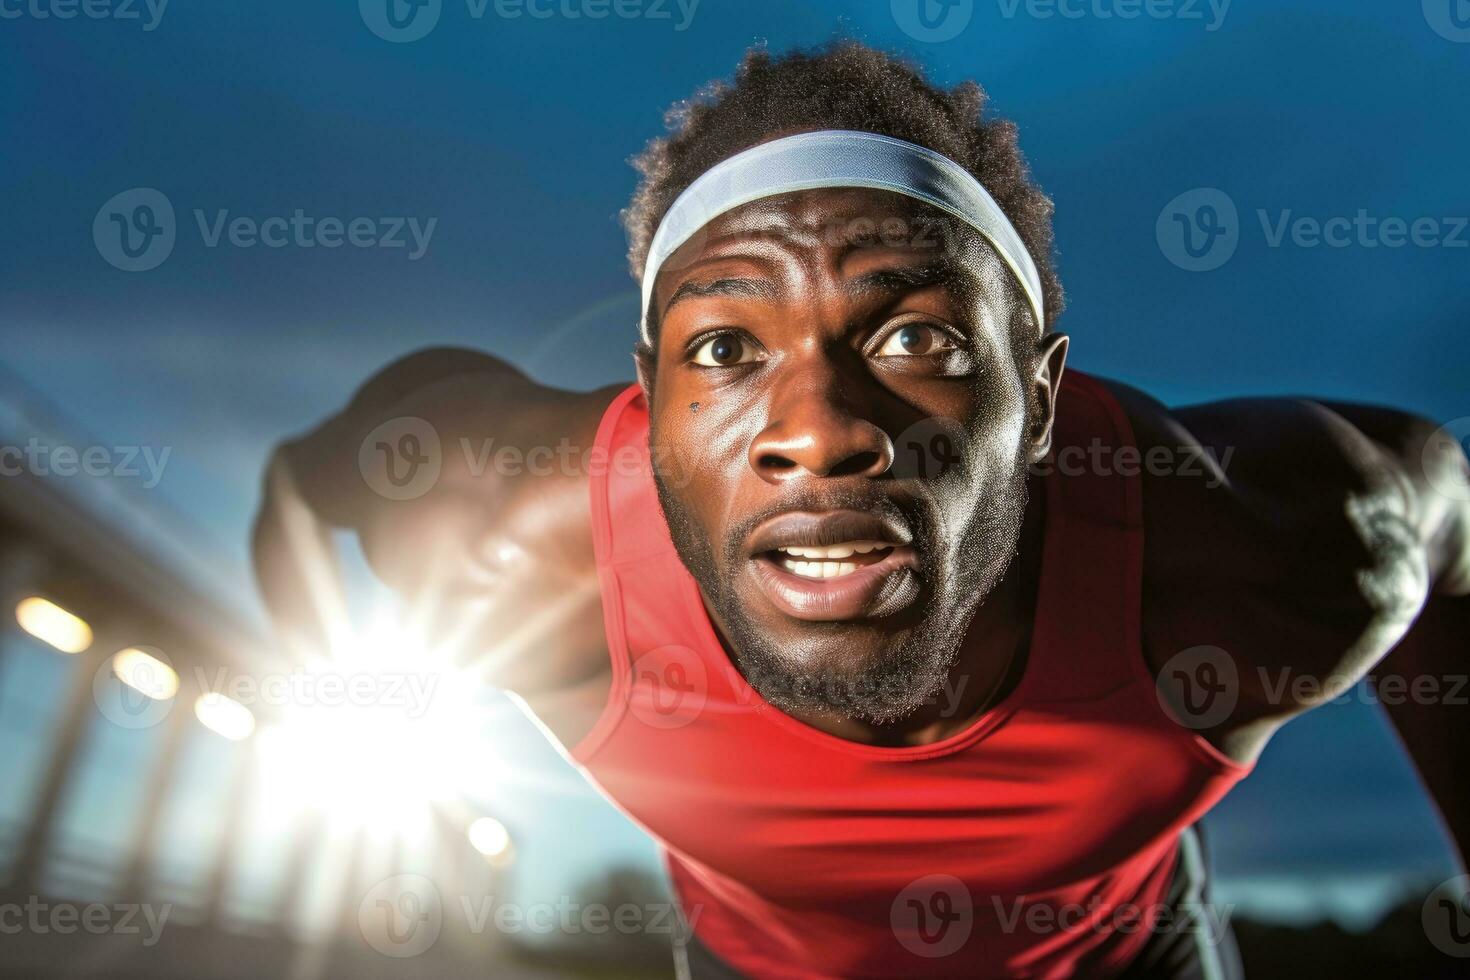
left=658, top=259, right=971, bottom=322
left=843, top=260, right=969, bottom=299
left=661, top=277, right=782, bottom=319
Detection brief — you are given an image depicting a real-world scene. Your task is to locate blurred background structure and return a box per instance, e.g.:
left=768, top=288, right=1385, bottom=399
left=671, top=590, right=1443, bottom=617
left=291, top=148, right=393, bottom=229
left=0, top=370, right=673, bottom=978
left=2, top=1, right=1468, bottom=977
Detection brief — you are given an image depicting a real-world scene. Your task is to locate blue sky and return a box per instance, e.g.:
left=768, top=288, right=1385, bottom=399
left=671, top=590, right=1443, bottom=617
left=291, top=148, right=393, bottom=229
left=3, top=0, right=1467, bottom=922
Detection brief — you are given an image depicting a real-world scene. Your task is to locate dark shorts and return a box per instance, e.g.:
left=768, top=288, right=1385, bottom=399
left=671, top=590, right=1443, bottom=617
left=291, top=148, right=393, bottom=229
left=672, top=825, right=1244, bottom=980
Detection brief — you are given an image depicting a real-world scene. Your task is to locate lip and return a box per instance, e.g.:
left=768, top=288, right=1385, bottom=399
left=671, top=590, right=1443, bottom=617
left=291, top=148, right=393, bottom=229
left=744, top=510, right=920, bottom=622
left=745, top=509, right=912, bottom=556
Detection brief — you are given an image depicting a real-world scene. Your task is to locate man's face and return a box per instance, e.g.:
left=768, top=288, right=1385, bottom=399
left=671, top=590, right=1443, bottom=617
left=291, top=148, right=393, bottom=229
left=644, top=188, right=1052, bottom=723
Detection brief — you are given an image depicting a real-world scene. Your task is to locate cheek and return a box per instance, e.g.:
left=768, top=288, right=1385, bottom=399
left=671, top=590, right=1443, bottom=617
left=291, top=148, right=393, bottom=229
left=940, top=376, right=1029, bottom=522
left=969, top=361, right=1030, bottom=463
left=967, top=409, right=1027, bottom=475
left=652, top=400, right=763, bottom=544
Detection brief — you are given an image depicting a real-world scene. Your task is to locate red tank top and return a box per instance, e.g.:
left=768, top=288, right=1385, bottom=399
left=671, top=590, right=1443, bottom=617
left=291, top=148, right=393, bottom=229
left=572, top=372, right=1250, bottom=979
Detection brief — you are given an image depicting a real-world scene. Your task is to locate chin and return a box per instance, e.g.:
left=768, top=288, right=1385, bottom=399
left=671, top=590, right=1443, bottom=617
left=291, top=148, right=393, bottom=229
left=725, top=612, right=959, bottom=723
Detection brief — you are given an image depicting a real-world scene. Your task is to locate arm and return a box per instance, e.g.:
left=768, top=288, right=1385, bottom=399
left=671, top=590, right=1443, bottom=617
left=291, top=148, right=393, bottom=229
left=251, top=347, right=533, bottom=652
left=1111, top=381, right=1469, bottom=773
left=1372, top=591, right=1470, bottom=867
left=250, top=346, right=617, bottom=693
left=1333, top=404, right=1470, bottom=866
left=1320, top=402, right=1470, bottom=600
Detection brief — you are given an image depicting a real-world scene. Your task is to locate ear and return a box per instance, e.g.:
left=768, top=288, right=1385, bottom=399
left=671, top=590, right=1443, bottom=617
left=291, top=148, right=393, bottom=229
left=634, top=342, right=656, bottom=403
left=1026, top=332, right=1069, bottom=464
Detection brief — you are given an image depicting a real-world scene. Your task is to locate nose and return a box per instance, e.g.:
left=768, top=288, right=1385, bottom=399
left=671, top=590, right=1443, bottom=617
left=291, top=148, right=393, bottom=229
left=748, top=367, right=894, bottom=484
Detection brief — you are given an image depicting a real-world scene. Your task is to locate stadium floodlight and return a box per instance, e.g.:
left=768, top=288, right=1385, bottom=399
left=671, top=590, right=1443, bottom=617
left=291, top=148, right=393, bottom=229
left=467, top=816, right=513, bottom=864
left=112, top=647, right=180, bottom=700
left=15, top=596, right=93, bottom=654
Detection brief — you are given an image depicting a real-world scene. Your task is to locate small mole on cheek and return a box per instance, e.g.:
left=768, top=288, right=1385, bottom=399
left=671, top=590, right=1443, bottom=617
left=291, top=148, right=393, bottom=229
left=689, top=401, right=700, bottom=414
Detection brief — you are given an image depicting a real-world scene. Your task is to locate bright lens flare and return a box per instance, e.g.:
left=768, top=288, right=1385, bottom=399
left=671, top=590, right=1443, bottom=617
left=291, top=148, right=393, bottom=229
left=468, top=816, right=513, bottom=863
left=112, top=647, right=179, bottom=700
left=195, top=692, right=256, bottom=740
left=254, top=616, right=483, bottom=840
left=16, top=596, right=93, bottom=654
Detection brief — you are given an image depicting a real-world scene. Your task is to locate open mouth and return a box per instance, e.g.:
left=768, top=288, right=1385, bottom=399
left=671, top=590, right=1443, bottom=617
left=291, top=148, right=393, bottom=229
left=744, top=511, right=921, bottom=621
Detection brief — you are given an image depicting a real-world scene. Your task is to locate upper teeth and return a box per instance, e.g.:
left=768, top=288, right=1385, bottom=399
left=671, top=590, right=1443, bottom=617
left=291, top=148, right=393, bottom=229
left=775, top=541, right=893, bottom=580
left=776, top=541, right=887, bottom=559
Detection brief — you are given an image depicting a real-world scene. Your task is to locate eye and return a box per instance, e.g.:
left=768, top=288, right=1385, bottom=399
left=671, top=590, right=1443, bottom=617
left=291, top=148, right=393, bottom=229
left=690, top=332, right=760, bottom=367
left=873, top=323, right=959, bottom=357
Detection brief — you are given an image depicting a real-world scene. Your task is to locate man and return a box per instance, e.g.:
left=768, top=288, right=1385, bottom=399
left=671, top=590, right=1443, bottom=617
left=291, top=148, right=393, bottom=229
left=253, top=43, right=1470, bottom=979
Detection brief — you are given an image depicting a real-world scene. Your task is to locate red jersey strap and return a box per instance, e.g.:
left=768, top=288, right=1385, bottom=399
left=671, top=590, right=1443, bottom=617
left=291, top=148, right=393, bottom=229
left=576, top=383, right=692, bottom=762
left=592, top=382, right=676, bottom=569
left=1024, top=371, right=1153, bottom=703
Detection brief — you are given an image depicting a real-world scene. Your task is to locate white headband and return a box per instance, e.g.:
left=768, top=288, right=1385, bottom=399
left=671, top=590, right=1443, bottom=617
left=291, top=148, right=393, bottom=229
left=638, top=129, right=1044, bottom=343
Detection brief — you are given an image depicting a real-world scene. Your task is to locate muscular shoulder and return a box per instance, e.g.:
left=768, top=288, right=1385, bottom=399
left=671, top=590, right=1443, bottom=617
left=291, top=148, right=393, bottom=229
left=1099, top=378, right=1443, bottom=608
left=1093, top=376, right=1457, bottom=757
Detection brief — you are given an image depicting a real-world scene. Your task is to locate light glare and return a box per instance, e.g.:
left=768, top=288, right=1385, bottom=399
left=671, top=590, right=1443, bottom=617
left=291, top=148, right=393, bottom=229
left=16, top=596, right=93, bottom=654
left=468, top=816, right=512, bottom=861
left=251, top=615, right=483, bottom=841
left=195, top=692, right=255, bottom=740
left=112, top=647, right=179, bottom=700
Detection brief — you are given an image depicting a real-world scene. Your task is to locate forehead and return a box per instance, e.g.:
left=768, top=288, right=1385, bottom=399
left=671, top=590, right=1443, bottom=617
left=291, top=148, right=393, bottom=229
left=673, top=187, right=958, bottom=257
left=652, top=187, right=1016, bottom=310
